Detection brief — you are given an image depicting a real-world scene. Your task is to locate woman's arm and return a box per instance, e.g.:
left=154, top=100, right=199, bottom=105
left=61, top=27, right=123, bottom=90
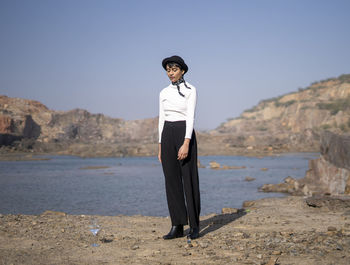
left=184, top=85, right=196, bottom=140
left=178, top=86, right=197, bottom=160
left=158, top=92, right=165, bottom=163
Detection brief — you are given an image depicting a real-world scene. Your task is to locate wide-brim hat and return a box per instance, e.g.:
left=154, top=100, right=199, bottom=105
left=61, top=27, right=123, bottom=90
left=162, top=55, right=188, bottom=74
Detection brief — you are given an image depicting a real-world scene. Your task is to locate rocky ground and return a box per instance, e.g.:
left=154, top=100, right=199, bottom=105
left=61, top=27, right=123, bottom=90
left=1, top=196, right=350, bottom=265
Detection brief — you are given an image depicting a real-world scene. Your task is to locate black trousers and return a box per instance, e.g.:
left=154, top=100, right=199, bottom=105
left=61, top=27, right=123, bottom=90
left=161, top=121, right=201, bottom=228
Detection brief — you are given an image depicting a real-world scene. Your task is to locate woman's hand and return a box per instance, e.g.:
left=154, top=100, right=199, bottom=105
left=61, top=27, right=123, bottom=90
left=158, top=143, right=162, bottom=163
left=178, top=139, right=190, bottom=160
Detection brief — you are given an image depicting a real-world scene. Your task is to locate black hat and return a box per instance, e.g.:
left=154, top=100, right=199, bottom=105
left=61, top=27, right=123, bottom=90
left=162, top=55, right=188, bottom=74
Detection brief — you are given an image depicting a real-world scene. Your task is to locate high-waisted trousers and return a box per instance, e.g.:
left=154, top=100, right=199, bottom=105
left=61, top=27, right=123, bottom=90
left=161, top=120, right=201, bottom=228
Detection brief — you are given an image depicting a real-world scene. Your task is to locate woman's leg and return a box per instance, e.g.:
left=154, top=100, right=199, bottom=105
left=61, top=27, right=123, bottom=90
left=161, top=122, right=188, bottom=226
left=180, top=131, right=201, bottom=228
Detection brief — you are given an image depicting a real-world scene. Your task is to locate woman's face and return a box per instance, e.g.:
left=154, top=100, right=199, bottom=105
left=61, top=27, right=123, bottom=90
left=166, top=65, right=184, bottom=83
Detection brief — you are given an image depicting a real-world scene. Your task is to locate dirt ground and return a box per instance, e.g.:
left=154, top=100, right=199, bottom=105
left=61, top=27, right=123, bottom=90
left=1, top=195, right=350, bottom=265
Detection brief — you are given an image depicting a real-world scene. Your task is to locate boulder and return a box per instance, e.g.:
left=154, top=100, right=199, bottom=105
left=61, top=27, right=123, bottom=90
left=209, top=161, right=221, bottom=169
left=320, top=131, right=350, bottom=170
left=221, top=207, right=239, bottom=214
left=0, top=115, right=12, bottom=133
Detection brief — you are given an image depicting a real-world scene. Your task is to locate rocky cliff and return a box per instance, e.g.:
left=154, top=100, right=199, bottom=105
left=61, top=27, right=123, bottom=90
left=260, top=131, right=350, bottom=196
left=0, top=95, right=158, bottom=157
left=198, top=74, right=350, bottom=155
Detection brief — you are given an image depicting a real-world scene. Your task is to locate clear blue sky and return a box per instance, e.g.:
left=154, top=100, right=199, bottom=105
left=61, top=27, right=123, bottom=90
left=1, top=0, right=350, bottom=130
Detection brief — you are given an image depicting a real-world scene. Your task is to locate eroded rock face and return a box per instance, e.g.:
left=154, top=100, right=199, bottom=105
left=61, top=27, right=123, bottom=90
left=0, top=115, right=13, bottom=134
left=0, top=95, right=158, bottom=156
left=260, top=131, right=350, bottom=196
left=320, top=130, right=350, bottom=170
left=209, top=74, right=350, bottom=154
left=301, top=131, right=350, bottom=195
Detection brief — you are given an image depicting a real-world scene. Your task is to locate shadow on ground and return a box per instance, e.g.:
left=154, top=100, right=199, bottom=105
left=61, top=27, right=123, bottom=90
left=187, top=210, right=247, bottom=238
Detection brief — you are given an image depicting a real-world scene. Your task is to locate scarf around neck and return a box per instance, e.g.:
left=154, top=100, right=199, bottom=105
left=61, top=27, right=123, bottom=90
left=172, top=77, right=190, bottom=97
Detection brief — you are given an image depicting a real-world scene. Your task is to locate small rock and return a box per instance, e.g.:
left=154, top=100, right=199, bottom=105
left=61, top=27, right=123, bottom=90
left=209, top=161, right=220, bottom=169
left=131, top=244, right=139, bottom=250
left=61, top=229, right=65, bottom=233
left=271, top=250, right=281, bottom=255
left=256, top=254, right=263, bottom=259
left=336, top=244, right=343, bottom=251
left=192, top=241, right=199, bottom=247
left=261, top=168, right=268, bottom=171
left=199, top=242, right=208, bottom=248
left=41, top=210, right=66, bottom=216
left=244, top=176, right=256, bottom=182
left=233, top=232, right=244, bottom=238
left=243, top=200, right=255, bottom=207
left=221, top=207, right=238, bottom=214
left=100, top=235, right=114, bottom=243
left=284, top=176, right=296, bottom=184
left=267, top=256, right=279, bottom=265
left=327, top=226, right=337, bottom=231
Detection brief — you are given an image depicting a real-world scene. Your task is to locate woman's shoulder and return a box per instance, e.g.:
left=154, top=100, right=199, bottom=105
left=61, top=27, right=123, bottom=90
left=159, top=84, right=171, bottom=98
left=160, top=84, right=170, bottom=92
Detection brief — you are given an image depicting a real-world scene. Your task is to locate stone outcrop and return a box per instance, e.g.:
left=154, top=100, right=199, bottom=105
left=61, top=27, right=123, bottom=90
left=203, top=74, right=350, bottom=155
left=260, top=131, right=350, bottom=196
left=0, top=95, right=158, bottom=157
left=300, top=131, right=350, bottom=195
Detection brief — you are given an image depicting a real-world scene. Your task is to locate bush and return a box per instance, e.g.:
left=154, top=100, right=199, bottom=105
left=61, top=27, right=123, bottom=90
left=338, top=74, right=350, bottom=84
left=339, top=124, right=347, bottom=132
left=321, top=124, right=331, bottom=130
left=244, top=106, right=258, bottom=113
left=275, top=100, right=296, bottom=108
left=316, top=95, right=350, bottom=115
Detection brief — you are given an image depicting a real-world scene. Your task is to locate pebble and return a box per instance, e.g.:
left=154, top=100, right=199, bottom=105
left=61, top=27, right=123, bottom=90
left=131, top=244, right=139, bottom=250
left=221, top=207, right=239, bottom=214
left=245, top=176, right=256, bottom=182
left=199, top=242, right=209, bottom=248
left=327, top=226, right=337, bottom=231
left=271, top=250, right=281, bottom=255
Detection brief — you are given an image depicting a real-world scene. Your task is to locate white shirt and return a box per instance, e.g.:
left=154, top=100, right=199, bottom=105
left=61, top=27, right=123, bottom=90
left=158, top=82, right=197, bottom=143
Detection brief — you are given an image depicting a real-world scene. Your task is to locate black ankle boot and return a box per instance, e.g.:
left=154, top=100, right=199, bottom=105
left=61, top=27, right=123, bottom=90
left=163, top=225, right=184, bottom=240
left=187, top=227, right=199, bottom=239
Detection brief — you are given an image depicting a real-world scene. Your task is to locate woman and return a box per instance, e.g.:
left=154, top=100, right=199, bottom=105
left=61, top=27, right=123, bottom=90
left=158, top=55, right=201, bottom=240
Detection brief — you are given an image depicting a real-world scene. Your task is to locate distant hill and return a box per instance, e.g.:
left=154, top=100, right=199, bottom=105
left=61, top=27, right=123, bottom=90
left=0, top=95, right=158, bottom=157
left=197, top=74, right=350, bottom=155
left=1, top=73, right=349, bottom=157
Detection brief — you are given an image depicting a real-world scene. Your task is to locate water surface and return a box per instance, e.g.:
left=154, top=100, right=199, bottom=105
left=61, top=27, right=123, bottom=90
left=0, top=153, right=318, bottom=216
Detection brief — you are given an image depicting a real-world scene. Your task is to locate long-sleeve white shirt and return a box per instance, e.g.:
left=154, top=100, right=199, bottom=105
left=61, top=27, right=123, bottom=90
left=158, top=82, right=197, bottom=143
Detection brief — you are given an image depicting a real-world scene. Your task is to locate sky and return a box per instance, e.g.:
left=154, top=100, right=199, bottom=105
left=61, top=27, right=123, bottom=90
left=1, top=0, right=350, bottom=130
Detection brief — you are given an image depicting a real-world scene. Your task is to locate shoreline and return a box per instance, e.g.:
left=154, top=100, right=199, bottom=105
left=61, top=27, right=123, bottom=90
left=0, top=150, right=320, bottom=161
left=1, top=195, right=349, bottom=264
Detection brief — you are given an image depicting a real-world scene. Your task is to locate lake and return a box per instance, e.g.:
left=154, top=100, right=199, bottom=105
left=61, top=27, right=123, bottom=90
left=0, top=153, right=318, bottom=216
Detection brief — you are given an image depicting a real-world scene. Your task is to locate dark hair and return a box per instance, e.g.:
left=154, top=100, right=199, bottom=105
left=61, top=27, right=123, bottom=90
left=165, top=62, right=182, bottom=70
